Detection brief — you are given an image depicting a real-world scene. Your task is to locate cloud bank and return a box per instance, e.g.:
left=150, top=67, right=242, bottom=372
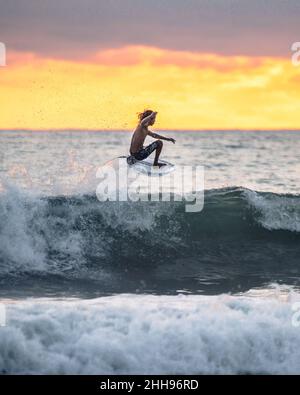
left=0, top=0, right=299, bottom=58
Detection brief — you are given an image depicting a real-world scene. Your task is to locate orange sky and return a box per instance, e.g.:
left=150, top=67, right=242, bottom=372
left=1, top=46, right=300, bottom=130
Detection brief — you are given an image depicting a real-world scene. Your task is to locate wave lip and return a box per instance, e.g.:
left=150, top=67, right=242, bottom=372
left=1, top=294, right=300, bottom=374
left=0, top=185, right=299, bottom=284
left=244, top=188, right=300, bottom=232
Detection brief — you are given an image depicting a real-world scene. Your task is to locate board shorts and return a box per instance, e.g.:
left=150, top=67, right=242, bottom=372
left=127, top=141, right=160, bottom=165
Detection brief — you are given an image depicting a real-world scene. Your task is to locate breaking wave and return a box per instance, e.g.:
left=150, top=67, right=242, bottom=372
left=1, top=293, right=300, bottom=374
left=0, top=185, right=299, bottom=294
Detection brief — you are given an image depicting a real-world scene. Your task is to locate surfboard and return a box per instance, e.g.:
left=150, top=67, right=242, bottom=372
left=124, top=156, right=175, bottom=176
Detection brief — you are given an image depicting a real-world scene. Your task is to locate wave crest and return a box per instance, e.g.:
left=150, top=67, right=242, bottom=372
left=0, top=186, right=299, bottom=282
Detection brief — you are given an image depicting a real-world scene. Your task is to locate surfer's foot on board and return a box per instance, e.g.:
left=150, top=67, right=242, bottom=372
left=153, top=162, right=167, bottom=168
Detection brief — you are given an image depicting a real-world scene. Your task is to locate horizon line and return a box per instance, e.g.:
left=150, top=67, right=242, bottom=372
left=1, top=128, right=300, bottom=133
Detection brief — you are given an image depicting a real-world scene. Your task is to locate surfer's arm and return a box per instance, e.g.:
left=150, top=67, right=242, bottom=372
left=148, top=131, right=176, bottom=144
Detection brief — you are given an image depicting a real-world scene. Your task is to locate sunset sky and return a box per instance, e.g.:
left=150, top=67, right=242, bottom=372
left=1, top=0, right=300, bottom=130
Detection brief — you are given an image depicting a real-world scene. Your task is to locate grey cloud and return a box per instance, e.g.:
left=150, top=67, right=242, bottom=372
left=0, top=0, right=299, bottom=57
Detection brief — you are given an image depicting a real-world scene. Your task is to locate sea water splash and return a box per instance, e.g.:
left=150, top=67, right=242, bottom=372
left=1, top=293, right=300, bottom=374
left=0, top=184, right=299, bottom=296
left=0, top=183, right=180, bottom=276
left=244, top=189, right=300, bottom=232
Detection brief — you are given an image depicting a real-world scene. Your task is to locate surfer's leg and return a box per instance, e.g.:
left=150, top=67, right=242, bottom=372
left=133, top=141, right=165, bottom=167
left=153, top=140, right=165, bottom=167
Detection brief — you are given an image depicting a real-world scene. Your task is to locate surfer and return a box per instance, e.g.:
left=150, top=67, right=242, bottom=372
left=128, top=110, right=176, bottom=167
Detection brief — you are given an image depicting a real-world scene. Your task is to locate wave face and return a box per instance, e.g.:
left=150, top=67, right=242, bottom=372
left=1, top=294, right=300, bottom=374
left=0, top=186, right=300, bottom=296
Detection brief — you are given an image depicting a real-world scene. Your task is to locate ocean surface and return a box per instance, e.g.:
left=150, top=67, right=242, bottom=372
left=0, top=130, right=300, bottom=374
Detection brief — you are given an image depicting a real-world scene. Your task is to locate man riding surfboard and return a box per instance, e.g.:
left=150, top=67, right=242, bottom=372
left=128, top=110, right=176, bottom=167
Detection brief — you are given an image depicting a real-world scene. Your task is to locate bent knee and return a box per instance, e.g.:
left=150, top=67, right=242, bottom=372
left=157, top=140, right=163, bottom=147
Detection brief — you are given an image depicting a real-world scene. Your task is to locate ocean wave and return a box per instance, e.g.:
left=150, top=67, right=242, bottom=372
left=244, top=189, right=300, bottom=232
left=0, top=185, right=299, bottom=288
left=1, top=294, right=300, bottom=374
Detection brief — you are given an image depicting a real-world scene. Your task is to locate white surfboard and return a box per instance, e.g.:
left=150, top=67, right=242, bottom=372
left=122, top=156, right=175, bottom=176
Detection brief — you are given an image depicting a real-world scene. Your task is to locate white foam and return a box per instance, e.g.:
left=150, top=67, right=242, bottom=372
left=0, top=184, right=47, bottom=274
left=0, top=183, right=178, bottom=277
left=244, top=189, right=300, bottom=232
left=1, top=294, right=300, bottom=374
left=0, top=184, right=90, bottom=276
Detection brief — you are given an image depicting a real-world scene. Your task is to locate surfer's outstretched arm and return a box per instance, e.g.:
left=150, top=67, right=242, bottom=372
left=148, top=131, right=176, bottom=144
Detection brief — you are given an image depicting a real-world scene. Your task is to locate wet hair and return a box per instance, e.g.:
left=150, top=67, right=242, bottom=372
left=138, top=109, right=154, bottom=121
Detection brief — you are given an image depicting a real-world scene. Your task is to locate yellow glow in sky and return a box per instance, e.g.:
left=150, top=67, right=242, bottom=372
left=0, top=46, right=300, bottom=130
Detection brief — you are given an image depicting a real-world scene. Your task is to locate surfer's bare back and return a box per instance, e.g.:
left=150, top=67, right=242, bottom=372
left=129, top=110, right=176, bottom=167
